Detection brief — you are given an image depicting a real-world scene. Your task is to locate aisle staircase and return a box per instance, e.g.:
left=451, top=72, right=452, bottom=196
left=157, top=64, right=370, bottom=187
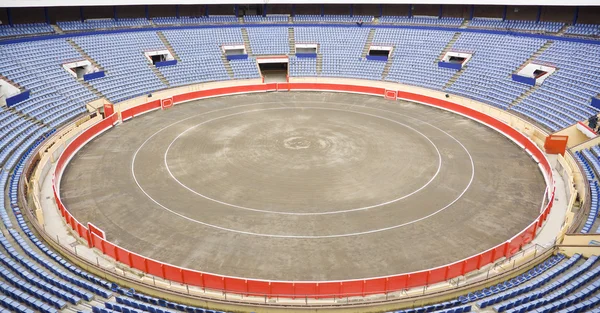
left=444, top=67, right=467, bottom=89
left=157, top=31, right=181, bottom=62
left=361, top=28, right=376, bottom=58
left=514, top=40, right=554, bottom=74
left=149, top=65, right=170, bottom=87
left=241, top=28, right=253, bottom=55
left=67, top=39, right=104, bottom=71
left=288, top=27, right=296, bottom=56
left=316, top=53, right=323, bottom=75
left=437, top=32, right=461, bottom=62
left=509, top=84, right=542, bottom=108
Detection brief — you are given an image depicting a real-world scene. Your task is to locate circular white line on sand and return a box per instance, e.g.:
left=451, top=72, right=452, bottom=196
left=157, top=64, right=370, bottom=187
left=162, top=107, right=442, bottom=215
left=130, top=101, right=475, bottom=238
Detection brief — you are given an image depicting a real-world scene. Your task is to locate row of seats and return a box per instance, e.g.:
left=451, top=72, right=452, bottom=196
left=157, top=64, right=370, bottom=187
left=2, top=19, right=599, bottom=39
left=468, top=18, right=564, bottom=33
left=58, top=18, right=151, bottom=31
left=0, top=23, right=54, bottom=38
left=380, top=16, right=463, bottom=26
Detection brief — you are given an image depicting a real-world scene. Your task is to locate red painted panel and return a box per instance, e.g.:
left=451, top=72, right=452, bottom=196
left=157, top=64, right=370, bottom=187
left=364, top=278, right=386, bottom=295
left=317, top=282, right=341, bottom=298
left=164, top=264, right=184, bottom=283
left=492, top=243, right=508, bottom=262
left=79, top=227, right=89, bottom=244
left=387, top=275, right=407, bottom=292
left=523, top=222, right=537, bottom=244
left=203, top=274, right=225, bottom=290
left=407, top=271, right=428, bottom=289
left=507, top=236, right=523, bottom=257
left=463, top=256, right=479, bottom=274
left=427, top=267, right=447, bottom=285
left=270, top=282, right=294, bottom=298
left=446, top=262, right=464, bottom=279
left=341, top=280, right=364, bottom=297
left=88, top=223, right=105, bottom=239
left=224, top=277, right=247, bottom=294
left=146, top=258, right=164, bottom=278
left=76, top=223, right=87, bottom=239
left=102, top=240, right=117, bottom=260
left=91, top=234, right=103, bottom=251
left=294, top=283, right=318, bottom=297
left=247, top=280, right=270, bottom=297
left=104, top=103, right=114, bottom=117
left=479, top=249, right=495, bottom=269
left=115, top=247, right=131, bottom=267
left=121, top=100, right=160, bottom=121
left=68, top=215, right=77, bottom=231
left=130, top=253, right=147, bottom=272
left=182, top=269, right=202, bottom=287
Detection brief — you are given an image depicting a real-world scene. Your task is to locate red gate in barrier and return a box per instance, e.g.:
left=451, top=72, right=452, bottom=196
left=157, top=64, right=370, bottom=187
left=52, top=82, right=554, bottom=299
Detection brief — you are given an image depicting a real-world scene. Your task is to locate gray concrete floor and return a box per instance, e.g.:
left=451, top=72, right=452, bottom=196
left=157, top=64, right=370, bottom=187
left=60, top=92, right=546, bottom=281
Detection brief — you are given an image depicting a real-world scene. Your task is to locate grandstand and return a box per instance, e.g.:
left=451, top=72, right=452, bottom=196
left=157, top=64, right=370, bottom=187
left=0, top=1, right=600, bottom=313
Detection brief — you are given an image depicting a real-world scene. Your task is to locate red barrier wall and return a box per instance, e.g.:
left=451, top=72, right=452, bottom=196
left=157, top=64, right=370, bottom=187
left=52, top=83, right=554, bottom=298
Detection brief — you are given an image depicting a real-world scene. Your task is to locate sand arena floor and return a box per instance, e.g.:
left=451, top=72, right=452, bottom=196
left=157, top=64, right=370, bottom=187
left=60, top=92, right=546, bottom=281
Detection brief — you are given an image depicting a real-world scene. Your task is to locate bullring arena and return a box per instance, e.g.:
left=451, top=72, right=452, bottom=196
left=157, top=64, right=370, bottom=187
left=60, top=91, right=545, bottom=281
left=1, top=1, right=600, bottom=313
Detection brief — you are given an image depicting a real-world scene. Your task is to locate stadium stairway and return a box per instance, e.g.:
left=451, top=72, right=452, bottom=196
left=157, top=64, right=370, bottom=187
left=67, top=39, right=105, bottom=72
left=157, top=31, right=181, bottom=62
left=509, top=85, right=543, bottom=109
left=361, top=28, right=376, bottom=58
left=241, top=28, right=253, bottom=56
left=288, top=27, right=296, bottom=56
left=436, top=32, right=461, bottom=62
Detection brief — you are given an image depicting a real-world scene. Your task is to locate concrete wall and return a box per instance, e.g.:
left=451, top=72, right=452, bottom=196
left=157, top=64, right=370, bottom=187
left=555, top=124, right=590, bottom=148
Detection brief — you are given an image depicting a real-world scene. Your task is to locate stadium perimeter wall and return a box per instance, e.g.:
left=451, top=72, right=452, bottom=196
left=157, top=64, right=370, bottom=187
left=38, top=77, right=561, bottom=298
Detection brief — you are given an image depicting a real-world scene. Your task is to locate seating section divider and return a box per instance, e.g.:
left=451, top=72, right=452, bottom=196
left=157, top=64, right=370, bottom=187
left=49, top=82, right=554, bottom=299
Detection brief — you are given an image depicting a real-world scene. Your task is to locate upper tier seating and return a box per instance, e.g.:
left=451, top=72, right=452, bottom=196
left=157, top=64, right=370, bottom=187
left=566, top=23, right=600, bottom=37
left=73, top=32, right=166, bottom=102
left=244, top=15, right=289, bottom=23
left=57, top=18, right=151, bottom=31
left=0, top=23, right=54, bottom=38
left=158, top=28, right=236, bottom=86
left=0, top=40, right=94, bottom=127
left=293, top=15, right=373, bottom=23
left=152, top=16, right=238, bottom=25
left=379, top=16, right=463, bottom=26
left=468, top=18, right=564, bottom=33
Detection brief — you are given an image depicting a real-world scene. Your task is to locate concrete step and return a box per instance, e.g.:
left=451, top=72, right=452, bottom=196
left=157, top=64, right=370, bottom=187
left=241, top=28, right=253, bottom=56
left=381, top=55, right=394, bottom=80
left=361, top=28, right=376, bottom=58
left=443, top=67, right=467, bottom=89
left=50, top=24, right=64, bottom=34
left=157, top=31, right=181, bottom=62
left=509, top=84, right=541, bottom=108
left=437, top=32, right=461, bottom=62
left=149, top=65, right=170, bottom=87
left=316, top=54, right=323, bottom=75
left=556, top=24, right=570, bottom=36
left=288, top=27, right=296, bottom=55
